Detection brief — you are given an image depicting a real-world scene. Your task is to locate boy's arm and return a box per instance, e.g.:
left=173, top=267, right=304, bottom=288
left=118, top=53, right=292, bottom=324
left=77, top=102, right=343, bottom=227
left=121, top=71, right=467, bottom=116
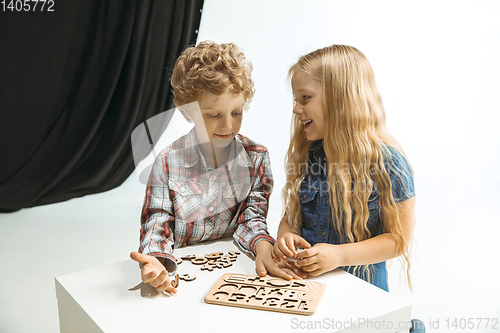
left=233, top=150, right=275, bottom=254
left=138, top=155, right=177, bottom=273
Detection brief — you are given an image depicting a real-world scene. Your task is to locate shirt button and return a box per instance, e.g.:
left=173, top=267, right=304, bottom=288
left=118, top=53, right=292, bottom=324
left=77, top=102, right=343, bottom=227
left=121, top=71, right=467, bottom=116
left=211, top=175, right=216, bottom=182
left=321, top=230, right=326, bottom=237
left=325, top=199, right=328, bottom=206
left=302, top=194, right=306, bottom=200
left=209, top=207, right=214, bottom=212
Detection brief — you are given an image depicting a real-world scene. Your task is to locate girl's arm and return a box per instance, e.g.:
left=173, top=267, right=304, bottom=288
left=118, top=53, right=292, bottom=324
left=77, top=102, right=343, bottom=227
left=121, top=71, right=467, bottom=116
left=297, top=198, right=414, bottom=276
left=337, top=198, right=414, bottom=266
left=277, top=215, right=294, bottom=238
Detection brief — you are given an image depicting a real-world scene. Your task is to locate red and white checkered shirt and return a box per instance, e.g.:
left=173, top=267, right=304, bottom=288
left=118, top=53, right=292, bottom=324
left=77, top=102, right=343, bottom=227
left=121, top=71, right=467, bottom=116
left=139, top=128, right=275, bottom=268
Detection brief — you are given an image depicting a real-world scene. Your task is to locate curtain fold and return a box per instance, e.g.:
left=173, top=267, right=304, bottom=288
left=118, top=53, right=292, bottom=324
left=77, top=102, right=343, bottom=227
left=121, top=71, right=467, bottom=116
left=0, top=0, right=204, bottom=212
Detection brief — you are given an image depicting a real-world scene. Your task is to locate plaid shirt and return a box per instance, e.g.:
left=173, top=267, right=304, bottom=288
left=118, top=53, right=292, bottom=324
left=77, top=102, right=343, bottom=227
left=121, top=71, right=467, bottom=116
left=139, top=128, right=275, bottom=269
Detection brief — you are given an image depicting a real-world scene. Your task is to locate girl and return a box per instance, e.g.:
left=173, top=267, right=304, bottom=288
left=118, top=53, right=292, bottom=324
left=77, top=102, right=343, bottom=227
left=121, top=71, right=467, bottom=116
left=273, top=44, right=416, bottom=293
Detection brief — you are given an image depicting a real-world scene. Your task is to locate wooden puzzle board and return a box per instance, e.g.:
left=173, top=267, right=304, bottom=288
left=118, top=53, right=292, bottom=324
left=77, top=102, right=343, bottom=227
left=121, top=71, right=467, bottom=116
left=204, top=273, right=326, bottom=315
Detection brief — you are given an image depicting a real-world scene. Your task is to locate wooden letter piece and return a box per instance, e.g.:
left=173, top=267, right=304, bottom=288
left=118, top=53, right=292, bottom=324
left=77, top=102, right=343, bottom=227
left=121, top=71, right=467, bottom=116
left=180, top=254, right=196, bottom=261
left=214, top=262, right=225, bottom=269
left=171, top=274, right=179, bottom=288
left=219, top=255, right=236, bottom=263
left=179, top=273, right=196, bottom=281
left=205, top=252, right=224, bottom=260
left=227, top=251, right=241, bottom=258
left=201, top=263, right=215, bottom=272
left=287, top=247, right=305, bottom=263
left=191, top=257, right=208, bottom=265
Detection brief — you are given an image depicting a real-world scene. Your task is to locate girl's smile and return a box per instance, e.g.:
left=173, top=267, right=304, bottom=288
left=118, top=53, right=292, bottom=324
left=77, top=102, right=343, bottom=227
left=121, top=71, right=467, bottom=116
left=291, top=71, right=325, bottom=141
left=301, top=119, right=313, bottom=129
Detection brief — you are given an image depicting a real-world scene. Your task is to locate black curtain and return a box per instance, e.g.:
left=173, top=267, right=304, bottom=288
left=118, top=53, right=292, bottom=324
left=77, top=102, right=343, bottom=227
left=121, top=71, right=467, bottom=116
left=0, top=0, right=204, bottom=212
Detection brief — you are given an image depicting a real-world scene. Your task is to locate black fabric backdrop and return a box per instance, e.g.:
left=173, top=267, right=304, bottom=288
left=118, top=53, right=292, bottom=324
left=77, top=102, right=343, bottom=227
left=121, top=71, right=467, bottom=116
left=0, top=0, right=204, bottom=212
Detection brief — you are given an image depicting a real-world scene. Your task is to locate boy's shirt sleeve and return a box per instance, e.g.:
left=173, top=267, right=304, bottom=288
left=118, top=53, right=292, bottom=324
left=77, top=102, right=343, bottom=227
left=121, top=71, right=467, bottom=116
left=233, top=149, right=275, bottom=255
left=138, top=153, right=177, bottom=272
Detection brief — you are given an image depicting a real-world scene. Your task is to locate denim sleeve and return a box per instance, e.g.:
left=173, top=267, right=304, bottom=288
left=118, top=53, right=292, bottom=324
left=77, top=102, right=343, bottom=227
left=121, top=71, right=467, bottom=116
left=387, top=147, right=415, bottom=203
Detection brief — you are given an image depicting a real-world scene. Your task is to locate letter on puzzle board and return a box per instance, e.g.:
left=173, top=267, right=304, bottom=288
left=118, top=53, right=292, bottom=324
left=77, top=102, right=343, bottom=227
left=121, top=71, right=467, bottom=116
left=204, top=273, right=326, bottom=315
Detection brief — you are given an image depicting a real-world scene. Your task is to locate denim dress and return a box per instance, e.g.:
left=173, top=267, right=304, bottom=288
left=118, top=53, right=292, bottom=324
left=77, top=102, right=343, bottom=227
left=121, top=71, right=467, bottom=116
left=300, top=141, right=415, bottom=291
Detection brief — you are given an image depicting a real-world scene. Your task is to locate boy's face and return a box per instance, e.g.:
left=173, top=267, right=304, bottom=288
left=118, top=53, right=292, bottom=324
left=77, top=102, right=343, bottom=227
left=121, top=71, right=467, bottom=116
left=191, top=91, right=245, bottom=149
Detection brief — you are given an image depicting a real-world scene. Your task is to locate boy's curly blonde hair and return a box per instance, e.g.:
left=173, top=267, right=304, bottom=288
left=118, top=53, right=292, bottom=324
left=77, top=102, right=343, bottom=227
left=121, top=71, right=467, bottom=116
left=170, top=41, right=254, bottom=121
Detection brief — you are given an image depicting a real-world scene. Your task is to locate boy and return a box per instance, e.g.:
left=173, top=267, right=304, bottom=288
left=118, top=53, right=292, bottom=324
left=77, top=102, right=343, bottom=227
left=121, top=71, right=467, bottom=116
left=130, top=41, right=298, bottom=294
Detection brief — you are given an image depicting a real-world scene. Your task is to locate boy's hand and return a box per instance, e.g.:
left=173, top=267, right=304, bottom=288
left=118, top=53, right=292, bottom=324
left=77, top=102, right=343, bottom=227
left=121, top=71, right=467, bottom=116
left=295, top=243, right=340, bottom=277
left=130, top=252, right=177, bottom=294
left=255, top=241, right=307, bottom=281
left=273, top=232, right=311, bottom=262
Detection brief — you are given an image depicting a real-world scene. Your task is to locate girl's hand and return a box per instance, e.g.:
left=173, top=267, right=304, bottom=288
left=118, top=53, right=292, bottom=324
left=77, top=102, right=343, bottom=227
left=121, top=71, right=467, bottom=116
left=255, top=241, right=307, bottom=280
left=130, top=252, right=177, bottom=294
left=295, top=243, right=341, bottom=277
left=273, top=232, right=311, bottom=262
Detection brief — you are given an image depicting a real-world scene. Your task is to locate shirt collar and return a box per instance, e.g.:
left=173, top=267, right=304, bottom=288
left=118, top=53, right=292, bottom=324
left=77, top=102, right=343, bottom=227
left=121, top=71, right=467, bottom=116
left=230, top=135, right=254, bottom=169
left=309, top=139, right=323, bottom=152
left=308, top=140, right=325, bottom=159
left=307, top=140, right=327, bottom=176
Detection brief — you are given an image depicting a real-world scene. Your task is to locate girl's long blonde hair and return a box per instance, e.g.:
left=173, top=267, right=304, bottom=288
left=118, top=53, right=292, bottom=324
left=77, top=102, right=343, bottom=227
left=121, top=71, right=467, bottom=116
left=283, top=44, right=413, bottom=287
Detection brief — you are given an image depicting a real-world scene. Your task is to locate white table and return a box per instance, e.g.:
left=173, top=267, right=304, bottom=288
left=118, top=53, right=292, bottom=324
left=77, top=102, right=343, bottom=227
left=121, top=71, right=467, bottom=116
left=55, top=238, right=411, bottom=333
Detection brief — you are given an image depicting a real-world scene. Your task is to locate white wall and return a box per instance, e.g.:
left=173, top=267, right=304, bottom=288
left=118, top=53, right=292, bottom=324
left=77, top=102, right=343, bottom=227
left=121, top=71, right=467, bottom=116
left=194, top=0, right=500, bottom=330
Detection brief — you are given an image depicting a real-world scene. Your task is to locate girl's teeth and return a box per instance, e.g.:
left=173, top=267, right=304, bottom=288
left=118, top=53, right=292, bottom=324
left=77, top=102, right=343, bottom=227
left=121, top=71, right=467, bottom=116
left=304, top=120, right=312, bottom=125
